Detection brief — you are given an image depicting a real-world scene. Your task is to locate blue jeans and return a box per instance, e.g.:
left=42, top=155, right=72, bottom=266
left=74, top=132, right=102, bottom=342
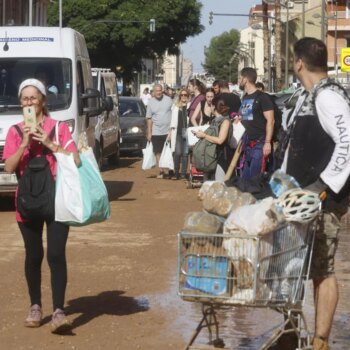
left=174, top=135, right=189, bottom=176
left=241, top=140, right=265, bottom=179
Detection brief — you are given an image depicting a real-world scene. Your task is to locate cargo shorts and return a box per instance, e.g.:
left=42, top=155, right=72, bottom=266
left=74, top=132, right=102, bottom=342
left=309, top=212, right=341, bottom=279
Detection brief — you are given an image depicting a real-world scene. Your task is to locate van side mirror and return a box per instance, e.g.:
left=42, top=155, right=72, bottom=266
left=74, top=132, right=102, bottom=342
left=103, top=96, right=114, bottom=112
left=81, top=88, right=103, bottom=117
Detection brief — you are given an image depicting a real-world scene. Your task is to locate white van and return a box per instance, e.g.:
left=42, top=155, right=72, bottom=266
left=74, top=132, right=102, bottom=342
left=92, top=68, right=121, bottom=168
left=0, top=26, right=102, bottom=192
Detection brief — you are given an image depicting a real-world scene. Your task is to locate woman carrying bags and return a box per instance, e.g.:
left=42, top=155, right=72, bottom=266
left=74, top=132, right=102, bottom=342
left=3, top=79, right=80, bottom=334
left=194, top=96, right=232, bottom=181
left=170, top=88, right=190, bottom=180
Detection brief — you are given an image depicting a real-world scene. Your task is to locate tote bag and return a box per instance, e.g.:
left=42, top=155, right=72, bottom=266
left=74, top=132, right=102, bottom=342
left=159, top=141, right=174, bottom=170
left=55, top=146, right=110, bottom=226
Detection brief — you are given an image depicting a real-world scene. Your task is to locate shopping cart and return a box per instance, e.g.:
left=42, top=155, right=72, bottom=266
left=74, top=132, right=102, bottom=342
left=177, top=221, right=317, bottom=350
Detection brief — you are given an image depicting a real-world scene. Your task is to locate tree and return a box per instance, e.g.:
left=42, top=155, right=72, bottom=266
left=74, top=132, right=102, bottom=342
left=203, top=29, right=240, bottom=82
left=47, top=0, right=203, bottom=83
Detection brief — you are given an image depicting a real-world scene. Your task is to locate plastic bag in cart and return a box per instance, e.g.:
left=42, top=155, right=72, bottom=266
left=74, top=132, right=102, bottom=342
left=225, top=197, right=284, bottom=236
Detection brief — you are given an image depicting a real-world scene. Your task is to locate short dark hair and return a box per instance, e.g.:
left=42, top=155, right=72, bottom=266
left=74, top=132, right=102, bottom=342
left=255, top=82, right=265, bottom=91
left=219, top=80, right=229, bottom=89
left=212, top=80, right=220, bottom=87
left=293, top=37, right=328, bottom=73
left=240, top=67, right=257, bottom=84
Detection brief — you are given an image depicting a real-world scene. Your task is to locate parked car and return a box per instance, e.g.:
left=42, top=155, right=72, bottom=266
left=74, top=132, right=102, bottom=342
left=92, top=68, right=121, bottom=168
left=272, top=92, right=293, bottom=112
left=119, top=96, right=147, bottom=155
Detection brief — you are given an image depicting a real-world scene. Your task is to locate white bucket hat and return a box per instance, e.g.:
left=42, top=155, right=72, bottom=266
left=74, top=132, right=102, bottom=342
left=18, top=78, right=47, bottom=97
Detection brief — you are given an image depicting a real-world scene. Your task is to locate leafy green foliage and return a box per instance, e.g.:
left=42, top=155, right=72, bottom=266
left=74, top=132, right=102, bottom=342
left=203, top=29, right=240, bottom=82
left=48, top=0, right=203, bottom=82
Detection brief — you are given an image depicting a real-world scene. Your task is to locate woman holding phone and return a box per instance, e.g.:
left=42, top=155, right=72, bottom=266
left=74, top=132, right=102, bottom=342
left=194, top=96, right=232, bottom=181
left=2, top=79, right=79, bottom=334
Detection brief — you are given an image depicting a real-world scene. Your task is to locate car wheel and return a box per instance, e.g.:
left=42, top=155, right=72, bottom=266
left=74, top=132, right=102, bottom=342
left=108, top=137, right=120, bottom=166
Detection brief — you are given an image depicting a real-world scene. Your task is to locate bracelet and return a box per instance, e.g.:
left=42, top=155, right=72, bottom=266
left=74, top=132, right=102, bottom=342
left=49, top=143, right=59, bottom=152
left=265, top=141, right=271, bottom=144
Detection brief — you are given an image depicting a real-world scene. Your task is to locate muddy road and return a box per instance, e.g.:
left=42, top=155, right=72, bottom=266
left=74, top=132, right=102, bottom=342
left=0, top=157, right=349, bottom=350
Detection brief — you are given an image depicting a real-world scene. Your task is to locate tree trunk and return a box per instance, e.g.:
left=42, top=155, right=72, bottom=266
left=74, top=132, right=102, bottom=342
left=275, top=0, right=282, bottom=91
left=262, top=1, right=270, bottom=91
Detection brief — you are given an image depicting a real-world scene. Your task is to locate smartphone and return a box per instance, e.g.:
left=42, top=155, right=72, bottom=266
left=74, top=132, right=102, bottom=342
left=23, top=106, right=36, bottom=132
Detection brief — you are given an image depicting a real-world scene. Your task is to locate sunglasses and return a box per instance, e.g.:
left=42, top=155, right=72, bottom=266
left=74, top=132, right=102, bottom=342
left=180, top=93, right=188, bottom=97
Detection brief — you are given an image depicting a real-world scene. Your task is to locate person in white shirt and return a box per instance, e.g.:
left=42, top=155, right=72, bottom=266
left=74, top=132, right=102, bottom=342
left=141, top=87, right=151, bottom=106
left=278, top=37, right=350, bottom=350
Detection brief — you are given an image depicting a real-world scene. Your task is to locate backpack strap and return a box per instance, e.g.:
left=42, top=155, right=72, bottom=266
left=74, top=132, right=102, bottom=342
left=13, top=125, right=23, bottom=180
left=13, top=124, right=23, bottom=139
left=43, top=123, right=58, bottom=155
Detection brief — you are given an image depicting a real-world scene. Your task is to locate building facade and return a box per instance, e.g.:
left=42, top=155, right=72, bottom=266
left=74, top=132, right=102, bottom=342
left=241, top=0, right=350, bottom=91
left=0, top=0, right=49, bottom=26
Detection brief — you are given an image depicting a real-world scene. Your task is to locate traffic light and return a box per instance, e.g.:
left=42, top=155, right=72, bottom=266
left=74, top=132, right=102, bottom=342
left=209, top=11, right=213, bottom=25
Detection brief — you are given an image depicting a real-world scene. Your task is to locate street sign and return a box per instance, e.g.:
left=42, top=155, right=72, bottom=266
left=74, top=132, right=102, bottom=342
left=341, top=48, right=350, bottom=72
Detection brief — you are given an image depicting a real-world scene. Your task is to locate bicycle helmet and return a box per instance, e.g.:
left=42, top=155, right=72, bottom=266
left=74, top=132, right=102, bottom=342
left=277, top=189, right=321, bottom=223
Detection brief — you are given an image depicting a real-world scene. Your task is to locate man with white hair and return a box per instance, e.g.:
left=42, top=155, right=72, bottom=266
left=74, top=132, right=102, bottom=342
left=146, top=84, right=173, bottom=178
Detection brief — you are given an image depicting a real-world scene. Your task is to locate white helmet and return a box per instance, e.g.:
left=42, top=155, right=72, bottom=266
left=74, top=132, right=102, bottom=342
left=277, top=189, right=321, bottom=223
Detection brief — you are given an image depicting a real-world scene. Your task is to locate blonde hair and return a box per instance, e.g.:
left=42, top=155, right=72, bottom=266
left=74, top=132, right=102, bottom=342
left=175, top=88, right=189, bottom=108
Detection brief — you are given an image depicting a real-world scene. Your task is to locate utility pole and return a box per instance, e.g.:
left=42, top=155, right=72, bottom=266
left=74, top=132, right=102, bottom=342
left=275, top=0, right=282, bottom=91
left=321, top=0, right=326, bottom=42
left=262, top=1, right=270, bottom=90
left=29, top=0, right=33, bottom=26
left=285, top=3, right=289, bottom=88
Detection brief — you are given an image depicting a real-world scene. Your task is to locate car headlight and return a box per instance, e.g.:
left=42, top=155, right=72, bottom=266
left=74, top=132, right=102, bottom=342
left=126, top=126, right=143, bottom=134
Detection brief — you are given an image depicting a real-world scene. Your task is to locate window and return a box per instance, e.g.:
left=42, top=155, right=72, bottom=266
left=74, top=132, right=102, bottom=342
left=0, top=58, right=72, bottom=112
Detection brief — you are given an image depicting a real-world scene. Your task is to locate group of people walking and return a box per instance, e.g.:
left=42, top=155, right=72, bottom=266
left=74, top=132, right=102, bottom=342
left=145, top=69, right=274, bottom=182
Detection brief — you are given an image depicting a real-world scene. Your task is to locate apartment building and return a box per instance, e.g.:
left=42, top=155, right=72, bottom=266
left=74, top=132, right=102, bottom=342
left=240, top=0, right=350, bottom=89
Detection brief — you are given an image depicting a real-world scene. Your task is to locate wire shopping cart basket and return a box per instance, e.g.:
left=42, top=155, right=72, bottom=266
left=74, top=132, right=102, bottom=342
left=177, top=220, right=317, bottom=350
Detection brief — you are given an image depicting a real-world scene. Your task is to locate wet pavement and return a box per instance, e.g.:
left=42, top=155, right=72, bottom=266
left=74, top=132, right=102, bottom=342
left=173, top=214, right=350, bottom=349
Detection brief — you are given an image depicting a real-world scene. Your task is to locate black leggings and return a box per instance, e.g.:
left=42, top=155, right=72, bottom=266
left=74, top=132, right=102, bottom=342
left=18, top=220, right=69, bottom=311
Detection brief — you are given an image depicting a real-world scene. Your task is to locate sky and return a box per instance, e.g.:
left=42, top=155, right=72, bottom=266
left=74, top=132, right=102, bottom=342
left=182, top=0, right=259, bottom=73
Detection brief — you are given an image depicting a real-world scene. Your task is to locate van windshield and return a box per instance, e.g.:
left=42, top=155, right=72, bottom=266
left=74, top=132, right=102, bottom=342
left=0, top=58, right=72, bottom=113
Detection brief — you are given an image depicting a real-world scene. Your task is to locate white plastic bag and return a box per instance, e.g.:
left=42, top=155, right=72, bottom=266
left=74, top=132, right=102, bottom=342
left=159, top=141, right=174, bottom=170
left=187, top=125, right=209, bottom=147
left=55, top=147, right=110, bottom=226
left=228, top=121, right=245, bottom=149
left=142, top=141, right=156, bottom=170
left=225, top=197, right=278, bottom=236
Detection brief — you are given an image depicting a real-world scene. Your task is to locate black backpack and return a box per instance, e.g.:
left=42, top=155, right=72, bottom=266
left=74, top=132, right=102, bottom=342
left=256, top=91, right=282, bottom=142
left=14, top=124, right=57, bottom=221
